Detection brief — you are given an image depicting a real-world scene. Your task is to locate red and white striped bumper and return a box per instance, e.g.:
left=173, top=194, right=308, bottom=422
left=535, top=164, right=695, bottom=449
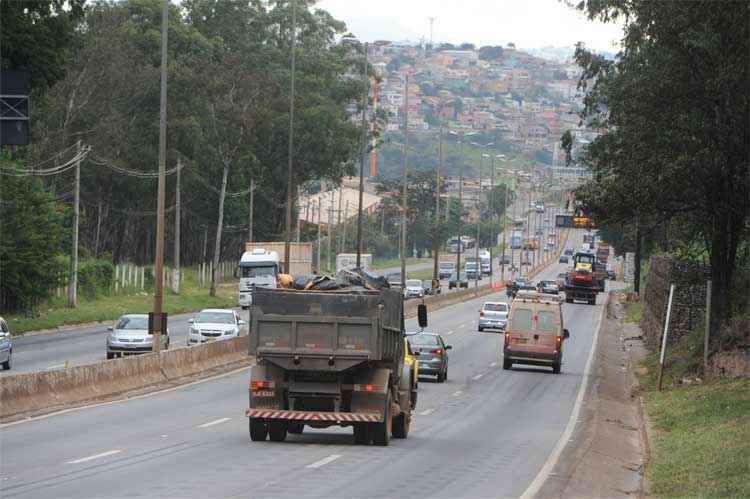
left=245, top=409, right=381, bottom=422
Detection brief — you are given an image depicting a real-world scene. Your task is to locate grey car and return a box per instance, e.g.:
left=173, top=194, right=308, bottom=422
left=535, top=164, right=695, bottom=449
left=106, top=314, right=170, bottom=359
left=407, top=332, right=452, bottom=382
left=0, top=317, right=12, bottom=370
left=478, top=301, right=509, bottom=332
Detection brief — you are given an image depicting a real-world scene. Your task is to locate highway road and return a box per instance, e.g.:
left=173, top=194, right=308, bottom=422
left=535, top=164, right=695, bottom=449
left=0, top=231, right=615, bottom=499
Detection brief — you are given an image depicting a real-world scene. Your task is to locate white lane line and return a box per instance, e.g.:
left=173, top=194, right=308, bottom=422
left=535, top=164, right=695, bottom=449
left=472, top=373, right=484, bottom=380
left=446, top=330, right=454, bottom=335
left=490, top=362, right=497, bottom=367
left=306, top=454, right=342, bottom=469
left=418, top=408, right=435, bottom=416
left=520, top=294, right=607, bottom=499
left=197, top=417, right=231, bottom=428
left=47, top=364, right=66, bottom=370
left=67, top=449, right=123, bottom=464
left=458, top=324, right=466, bottom=329
left=452, top=390, right=463, bottom=396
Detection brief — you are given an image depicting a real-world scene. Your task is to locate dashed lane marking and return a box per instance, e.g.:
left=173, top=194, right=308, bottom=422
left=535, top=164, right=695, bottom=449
left=452, top=390, right=463, bottom=396
left=490, top=362, right=497, bottom=367
left=67, top=449, right=123, bottom=464
left=197, top=417, right=232, bottom=428
left=306, top=454, right=342, bottom=469
left=446, top=330, right=454, bottom=335
left=418, top=408, right=435, bottom=416
left=472, top=373, right=484, bottom=380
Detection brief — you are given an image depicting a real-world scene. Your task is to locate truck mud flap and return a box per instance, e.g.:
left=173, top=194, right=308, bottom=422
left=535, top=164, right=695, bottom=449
left=245, top=409, right=380, bottom=422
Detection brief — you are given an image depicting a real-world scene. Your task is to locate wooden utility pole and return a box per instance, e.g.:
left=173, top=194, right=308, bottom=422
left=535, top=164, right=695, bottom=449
left=501, top=180, right=508, bottom=281
left=151, top=0, right=169, bottom=352
left=210, top=164, right=229, bottom=297
left=283, top=0, right=297, bottom=274
left=316, top=197, right=322, bottom=271
left=67, top=139, right=81, bottom=308
left=432, top=120, right=443, bottom=285
left=172, top=157, right=181, bottom=294
left=248, top=178, right=255, bottom=243
left=342, top=200, right=350, bottom=252
left=400, top=73, right=409, bottom=285
left=356, top=42, right=369, bottom=268
left=337, top=186, right=344, bottom=254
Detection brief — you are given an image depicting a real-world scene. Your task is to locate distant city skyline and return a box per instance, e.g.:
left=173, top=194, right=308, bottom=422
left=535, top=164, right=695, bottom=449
left=316, top=0, right=623, bottom=53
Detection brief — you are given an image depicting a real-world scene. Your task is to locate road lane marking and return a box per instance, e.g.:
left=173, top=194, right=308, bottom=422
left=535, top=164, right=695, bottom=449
left=306, top=454, right=342, bottom=469
left=490, top=362, right=497, bottom=367
left=472, top=373, right=484, bottom=380
left=67, top=449, right=123, bottom=464
left=521, top=293, right=607, bottom=499
left=446, top=330, right=454, bottom=335
left=458, top=324, right=465, bottom=329
left=452, top=390, right=463, bottom=396
left=418, top=408, right=435, bottom=416
left=47, top=364, right=66, bottom=370
left=198, top=417, right=231, bottom=428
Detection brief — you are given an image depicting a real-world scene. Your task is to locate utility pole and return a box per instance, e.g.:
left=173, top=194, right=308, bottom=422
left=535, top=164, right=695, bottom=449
left=337, top=186, right=344, bottom=254
left=457, top=137, right=464, bottom=285
left=342, top=200, right=350, bottom=252
left=316, top=197, right=322, bottom=272
left=400, top=73, right=409, bottom=285
left=356, top=42, right=368, bottom=269
left=432, top=119, right=443, bottom=286
left=489, top=155, right=495, bottom=286
left=67, top=139, right=81, bottom=308
left=283, top=0, right=297, bottom=274
left=296, top=185, right=302, bottom=243
left=151, top=0, right=168, bottom=352
left=328, top=188, right=334, bottom=272
left=248, top=178, right=255, bottom=243
left=172, top=157, right=181, bottom=294
left=501, top=178, right=508, bottom=281
left=474, top=154, right=482, bottom=293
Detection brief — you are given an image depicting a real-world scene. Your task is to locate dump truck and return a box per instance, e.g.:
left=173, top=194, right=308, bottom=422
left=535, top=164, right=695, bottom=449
left=244, top=242, right=312, bottom=275
left=245, top=286, right=425, bottom=446
left=563, top=252, right=601, bottom=305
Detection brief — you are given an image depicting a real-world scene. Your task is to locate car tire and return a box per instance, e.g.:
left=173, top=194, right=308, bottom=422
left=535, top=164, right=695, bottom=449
left=268, top=421, right=287, bottom=442
left=371, top=393, right=392, bottom=446
left=287, top=423, right=304, bottom=434
left=437, top=370, right=445, bottom=383
left=566, top=296, right=574, bottom=304
left=249, top=418, right=268, bottom=441
left=2, top=353, right=11, bottom=370
left=106, top=352, right=115, bottom=360
left=552, top=360, right=561, bottom=374
left=478, top=326, right=484, bottom=332
left=392, top=411, right=410, bottom=439
left=353, top=423, right=372, bottom=445
left=588, top=298, right=596, bottom=305
left=503, top=357, right=512, bottom=370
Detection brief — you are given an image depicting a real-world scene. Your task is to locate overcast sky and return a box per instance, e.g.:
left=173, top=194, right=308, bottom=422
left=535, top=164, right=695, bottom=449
left=316, top=0, right=623, bottom=53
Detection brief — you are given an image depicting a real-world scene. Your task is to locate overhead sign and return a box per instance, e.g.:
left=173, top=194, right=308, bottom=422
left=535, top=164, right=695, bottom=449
left=1, top=70, right=30, bottom=145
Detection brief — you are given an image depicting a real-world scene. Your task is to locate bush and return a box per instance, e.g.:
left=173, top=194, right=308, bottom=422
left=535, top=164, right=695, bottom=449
left=78, top=258, right=115, bottom=299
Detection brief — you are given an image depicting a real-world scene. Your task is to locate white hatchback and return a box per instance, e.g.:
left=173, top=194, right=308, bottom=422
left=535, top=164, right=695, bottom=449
left=188, top=309, right=246, bottom=345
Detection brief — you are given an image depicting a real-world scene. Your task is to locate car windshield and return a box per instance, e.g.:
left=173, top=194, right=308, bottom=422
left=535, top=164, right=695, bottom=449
left=116, top=316, right=148, bottom=330
left=577, top=254, right=595, bottom=264
left=196, top=312, right=235, bottom=324
left=405, top=280, right=421, bottom=287
left=484, top=303, right=508, bottom=312
left=439, top=263, right=453, bottom=269
left=408, top=334, right=440, bottom=346
left=241, top=265, right=276, bottom=278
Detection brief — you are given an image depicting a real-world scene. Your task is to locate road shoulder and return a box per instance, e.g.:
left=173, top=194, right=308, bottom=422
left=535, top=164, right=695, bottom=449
left=538, top=292, right=649, bottom=498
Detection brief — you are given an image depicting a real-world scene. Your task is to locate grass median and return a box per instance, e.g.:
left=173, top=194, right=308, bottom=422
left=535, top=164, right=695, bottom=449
left=6, top=283, right=236, bottom=335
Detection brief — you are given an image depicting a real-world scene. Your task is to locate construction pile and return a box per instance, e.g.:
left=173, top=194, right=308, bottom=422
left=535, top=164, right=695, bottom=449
left=277, top=268, right=390, bottom=292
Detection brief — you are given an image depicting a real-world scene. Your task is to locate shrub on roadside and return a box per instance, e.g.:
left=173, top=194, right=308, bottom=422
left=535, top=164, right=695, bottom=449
left=78, top=258, right=115, bottom=299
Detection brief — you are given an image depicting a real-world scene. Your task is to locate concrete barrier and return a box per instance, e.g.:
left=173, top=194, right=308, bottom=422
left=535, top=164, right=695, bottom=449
left=0, top=336, right=249, bottom=420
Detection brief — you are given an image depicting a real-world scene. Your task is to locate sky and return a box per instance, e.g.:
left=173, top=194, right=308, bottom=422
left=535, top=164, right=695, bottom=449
left=315, top=0, right=623, bottom=53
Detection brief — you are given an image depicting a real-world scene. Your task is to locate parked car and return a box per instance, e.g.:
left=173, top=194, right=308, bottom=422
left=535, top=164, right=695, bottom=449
left=559, top=255, right=569, bottom=264
left=0, top=317, right=12, bottom=370
left=438, top=261, right=455, bottom=280
left=407, top=332, right=451, bottom=382
left=448, top=272, right=469, bottom=289
left=478, top=301, right=509, bottom=332
left=188, top=309, right=246, bottom=345
left=503, top=291, right=570, bottom=373
left=423, top=279, right=441, bottom=295
left=537, top=280, right=560, bottom=295
left=404, top=279, right=425, bottom=299
left=107, top=314, right=170, bottom=359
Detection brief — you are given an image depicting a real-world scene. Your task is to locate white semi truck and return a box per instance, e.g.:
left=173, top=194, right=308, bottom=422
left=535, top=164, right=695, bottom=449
left=238, top=248, right=280, bottom=309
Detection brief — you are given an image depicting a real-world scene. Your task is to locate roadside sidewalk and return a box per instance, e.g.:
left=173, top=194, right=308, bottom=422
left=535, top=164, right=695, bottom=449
left=539, top=292, right=649, bottom=498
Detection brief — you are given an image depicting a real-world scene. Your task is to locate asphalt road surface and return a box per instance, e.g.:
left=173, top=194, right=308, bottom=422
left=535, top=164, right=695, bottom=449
left=0, top=231, right=615, bottom=499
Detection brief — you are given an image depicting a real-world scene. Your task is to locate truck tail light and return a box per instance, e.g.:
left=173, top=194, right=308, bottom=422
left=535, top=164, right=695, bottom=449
left=480, top=310, right=485, bottom=317
left=505, top=332, right=511, bottom=343
left=250, top=380, right=275, bottom=390
left=353, top=384, right=383, bottom=392
left=431, top=348, right=443, bottom=356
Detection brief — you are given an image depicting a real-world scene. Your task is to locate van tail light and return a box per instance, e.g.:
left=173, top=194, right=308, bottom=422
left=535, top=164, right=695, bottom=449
left=431, top=348, right=443, bottom=356
left=480, top=310, right=485, bottom=317
left=250, top=380, right=275, bottom=390
left=505, top=332, right=511, bottom=343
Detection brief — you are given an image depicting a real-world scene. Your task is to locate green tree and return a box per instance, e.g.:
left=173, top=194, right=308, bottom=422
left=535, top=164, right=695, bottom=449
left=571, top=0, right=749, bottom=338
left=0, top=160, right=68, bottom=313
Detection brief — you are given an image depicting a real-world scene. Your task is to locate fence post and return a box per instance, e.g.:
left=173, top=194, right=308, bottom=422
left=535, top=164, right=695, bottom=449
left=703, top=280, right=712, bottom=376
left=115, top=265, right=120, bottom=294
left=657, top=283, right=676, bottom=391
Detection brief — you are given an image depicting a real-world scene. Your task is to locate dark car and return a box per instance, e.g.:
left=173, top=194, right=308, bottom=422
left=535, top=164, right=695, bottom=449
left=506, top=278, right=533, bottom=298
left=559, top=255, right=569, bottom=264
left=448, top=272, right=469, bottom=289
left=407, top=332, right=452, bottom=382
left=564, top=249, right=574, bottom=256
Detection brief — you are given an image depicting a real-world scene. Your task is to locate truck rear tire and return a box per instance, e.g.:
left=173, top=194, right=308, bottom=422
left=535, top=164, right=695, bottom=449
left=268, top=421, right=287, bottom=442
left=503, top=357, right=512, bottom=370
left=565, top=296, right=574, bottom=303
left=552, top=360, right=561, bottom=374
left=588, top=298, right=596, bottom=305
left=287, top=423, right=304, bottom=434
left=353, top=423, right=371, bottom=445
left=392, top=412, right=410, bottom=439
left=372, top=394, right=392, bottom=446
left=249, top=418, right=267, bottom=441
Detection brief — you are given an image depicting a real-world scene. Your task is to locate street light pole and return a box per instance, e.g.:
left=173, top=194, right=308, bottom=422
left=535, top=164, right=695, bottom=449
left=474, top=153, right=482, bottom=293
left=432, top=118, right=443, bottom=286
left=151, top=0, right=168, bottom=352
left=400, top=73, right=409, bottom=286
left=283, top=0, right=297, bottom=274
left=356, top=42, right=368, bottom=269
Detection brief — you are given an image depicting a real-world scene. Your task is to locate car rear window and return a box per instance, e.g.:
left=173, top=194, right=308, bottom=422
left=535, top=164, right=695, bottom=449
left=510, top=308, right=533, bottom=330
left=408, top=334, right=440, bottom=346
left=484, top=303, right=508, bottom=312
left=536, top=310, right=557, bottom=332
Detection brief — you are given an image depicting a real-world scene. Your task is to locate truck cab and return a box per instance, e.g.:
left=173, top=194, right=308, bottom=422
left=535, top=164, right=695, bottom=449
left=238, top=249, right=280, bottom=309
